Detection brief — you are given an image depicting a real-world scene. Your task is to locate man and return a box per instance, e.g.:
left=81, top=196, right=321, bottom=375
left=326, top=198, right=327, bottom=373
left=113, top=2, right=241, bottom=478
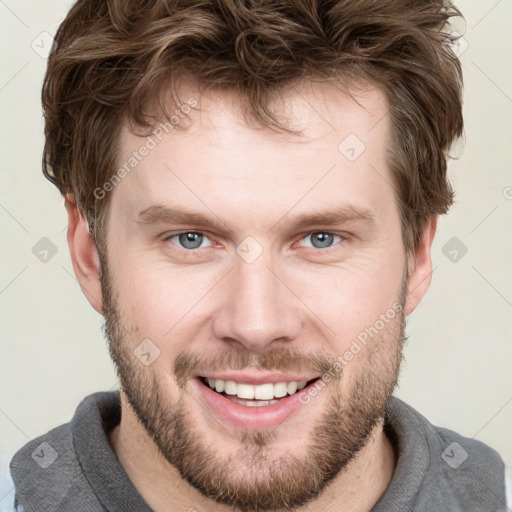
left=9, top=0, right=509, bottom=511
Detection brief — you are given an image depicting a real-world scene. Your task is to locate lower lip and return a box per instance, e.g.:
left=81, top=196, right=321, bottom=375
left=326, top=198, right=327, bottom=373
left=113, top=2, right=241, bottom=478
left=191, top=378, right=316, bottom=430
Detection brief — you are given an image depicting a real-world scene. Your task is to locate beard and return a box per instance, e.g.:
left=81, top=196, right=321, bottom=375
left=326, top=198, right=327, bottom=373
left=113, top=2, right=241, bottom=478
left=101, top=258, right=407, bottom=512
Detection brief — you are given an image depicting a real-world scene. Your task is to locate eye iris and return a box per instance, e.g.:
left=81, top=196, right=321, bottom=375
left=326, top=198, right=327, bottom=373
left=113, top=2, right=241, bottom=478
left=312, top=232, right=333, bottom=248
left=179, top=232, right=203, bottom=249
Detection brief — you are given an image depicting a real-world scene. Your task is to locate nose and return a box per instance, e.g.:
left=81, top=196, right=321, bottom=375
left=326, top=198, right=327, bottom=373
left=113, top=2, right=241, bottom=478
left=212, top=251, right=303, bottom=353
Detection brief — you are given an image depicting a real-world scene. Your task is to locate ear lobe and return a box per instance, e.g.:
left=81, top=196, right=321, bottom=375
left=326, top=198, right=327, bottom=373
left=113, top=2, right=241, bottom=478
left=404, top=217, right=437, bottom=315
left=65, top=194, right=103, bottom=314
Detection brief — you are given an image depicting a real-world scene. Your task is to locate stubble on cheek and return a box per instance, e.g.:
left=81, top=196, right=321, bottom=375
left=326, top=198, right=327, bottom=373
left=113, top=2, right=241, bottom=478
left=100, top=253, right=408, bottom=511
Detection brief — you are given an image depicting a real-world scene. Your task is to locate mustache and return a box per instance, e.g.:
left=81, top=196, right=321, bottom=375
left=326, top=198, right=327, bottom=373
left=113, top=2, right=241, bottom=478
left=174, top=346, right=338, bottom=388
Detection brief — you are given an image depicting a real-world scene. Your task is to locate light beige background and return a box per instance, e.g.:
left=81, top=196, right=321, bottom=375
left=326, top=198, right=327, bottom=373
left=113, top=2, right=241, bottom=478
left=1, top=0, right=511, bottom=508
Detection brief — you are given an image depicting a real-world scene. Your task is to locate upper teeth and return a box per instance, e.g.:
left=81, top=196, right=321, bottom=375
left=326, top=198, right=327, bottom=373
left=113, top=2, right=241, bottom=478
left=206, top=378, right=308, bottom=400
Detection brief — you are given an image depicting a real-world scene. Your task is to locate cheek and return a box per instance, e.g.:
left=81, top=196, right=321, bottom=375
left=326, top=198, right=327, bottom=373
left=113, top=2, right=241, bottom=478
left=285, top=252, right=405, bottom=346
left=111, top=257, right=221, bottom=341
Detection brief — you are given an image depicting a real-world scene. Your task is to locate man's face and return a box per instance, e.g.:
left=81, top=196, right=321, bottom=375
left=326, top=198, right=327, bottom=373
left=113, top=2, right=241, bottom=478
left=102, top=81, right=408, bottom=511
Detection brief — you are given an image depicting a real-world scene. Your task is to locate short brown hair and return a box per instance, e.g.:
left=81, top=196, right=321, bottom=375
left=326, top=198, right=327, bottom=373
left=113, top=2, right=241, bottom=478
left=42, top=0, right=464, bottom=253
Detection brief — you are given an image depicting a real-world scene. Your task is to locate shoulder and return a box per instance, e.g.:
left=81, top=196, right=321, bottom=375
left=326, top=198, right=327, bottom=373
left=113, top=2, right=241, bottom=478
left=433, top=424, right=506, bottom=509
left=10, top=421, right=90, bottom=511
left=387, top=397, right=507, bottom=511
left=9, top=392, right=118, bottom=512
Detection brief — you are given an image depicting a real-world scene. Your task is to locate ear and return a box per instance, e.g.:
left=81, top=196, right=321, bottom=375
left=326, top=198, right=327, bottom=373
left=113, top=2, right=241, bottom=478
left=65, top=194, right=103, bottom=314
left=404, top=216, right=437, bottom=315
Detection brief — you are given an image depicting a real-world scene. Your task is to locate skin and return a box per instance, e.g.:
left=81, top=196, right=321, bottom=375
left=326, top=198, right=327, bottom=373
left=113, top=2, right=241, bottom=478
left=66, top=80, right=436, bottom=511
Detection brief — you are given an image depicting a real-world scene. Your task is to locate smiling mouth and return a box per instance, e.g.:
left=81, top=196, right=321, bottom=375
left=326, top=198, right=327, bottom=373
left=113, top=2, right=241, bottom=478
left=198, top=376, right=320, bottom=407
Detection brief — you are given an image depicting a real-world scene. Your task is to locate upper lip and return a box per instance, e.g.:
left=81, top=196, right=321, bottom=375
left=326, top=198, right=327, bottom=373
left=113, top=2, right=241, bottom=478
left=192, top=372, right=320, bottom=385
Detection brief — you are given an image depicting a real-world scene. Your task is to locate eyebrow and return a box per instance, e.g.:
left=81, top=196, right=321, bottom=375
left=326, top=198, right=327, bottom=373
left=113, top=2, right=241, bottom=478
left=135, top=204, right=376, bottom=234
left=276, top=205, right=376, bottom=232
left=136, top=204, right=230, bottom=233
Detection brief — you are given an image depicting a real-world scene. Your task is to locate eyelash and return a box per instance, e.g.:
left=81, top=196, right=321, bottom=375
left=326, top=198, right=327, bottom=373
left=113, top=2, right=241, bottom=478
left=162, top=231, right=347, bottom=253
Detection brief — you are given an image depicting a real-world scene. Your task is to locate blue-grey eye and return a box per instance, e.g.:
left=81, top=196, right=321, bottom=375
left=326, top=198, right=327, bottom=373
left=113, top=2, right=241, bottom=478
left=175, top=232, right=207, bottom=249
left=302, top=232, right=341, bottom=249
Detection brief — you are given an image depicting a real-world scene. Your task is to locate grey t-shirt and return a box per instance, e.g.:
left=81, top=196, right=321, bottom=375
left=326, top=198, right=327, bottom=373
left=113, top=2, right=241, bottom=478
left=10, top=392, right=507, bottom=511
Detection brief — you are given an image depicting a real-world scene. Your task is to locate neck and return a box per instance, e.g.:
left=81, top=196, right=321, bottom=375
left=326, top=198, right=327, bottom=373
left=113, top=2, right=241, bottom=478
left=109, top=393, right=396, bottom=512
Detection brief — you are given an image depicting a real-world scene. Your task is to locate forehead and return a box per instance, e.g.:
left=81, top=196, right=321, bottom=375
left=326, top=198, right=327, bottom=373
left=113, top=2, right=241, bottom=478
left=112, top=80, right=393, bottom=226
left=121, top=79, right=388, bottom=147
